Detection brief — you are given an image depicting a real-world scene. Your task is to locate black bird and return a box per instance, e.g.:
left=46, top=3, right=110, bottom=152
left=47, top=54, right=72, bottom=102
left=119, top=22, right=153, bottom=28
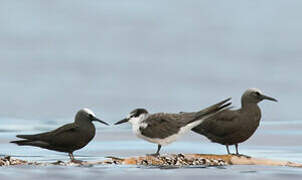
left=192, top=88, right=277, bottom=155
left=11, top=108, right=109, bottom=162
left=114, top=98, right=231, bottom=156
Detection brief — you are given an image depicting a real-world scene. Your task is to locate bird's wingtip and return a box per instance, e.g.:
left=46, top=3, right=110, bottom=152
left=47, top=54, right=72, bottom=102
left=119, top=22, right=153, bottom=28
left=16, top=135, right=25, bottom=139
left=225, top=97, right=232, bottom=102
left=10, top=140, right=20, bottom=145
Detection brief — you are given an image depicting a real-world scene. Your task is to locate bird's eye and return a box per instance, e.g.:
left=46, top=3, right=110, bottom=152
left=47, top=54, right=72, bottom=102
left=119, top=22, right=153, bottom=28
left=255, top=92, right=260, bottom=96
left=89, top=114, right=93, bottom=118
left=129, top=113, right=136, bottom=118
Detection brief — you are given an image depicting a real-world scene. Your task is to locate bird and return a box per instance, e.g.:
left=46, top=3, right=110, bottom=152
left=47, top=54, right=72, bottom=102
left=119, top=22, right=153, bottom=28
left=192, top=88, right=277, bottom=155
left=114, top=98, right=231, bottom=156
left=10, top=108, right=109, bottom=163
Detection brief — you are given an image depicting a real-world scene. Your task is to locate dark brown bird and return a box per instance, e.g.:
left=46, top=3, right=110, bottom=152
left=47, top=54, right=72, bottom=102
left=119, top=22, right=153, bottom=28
left=10, top=108, right=109, bottom=162
left=114, top=98, right=231, bottom=156
left=192, top=88, right=277, bottom=155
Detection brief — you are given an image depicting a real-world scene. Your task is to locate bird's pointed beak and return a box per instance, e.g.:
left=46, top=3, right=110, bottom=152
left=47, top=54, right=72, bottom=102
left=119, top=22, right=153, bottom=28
left=93, top=117, right=110, bottom=126
left=114, top=118, right=129, bottom=125
left=261, top=94, right=278, bottom=102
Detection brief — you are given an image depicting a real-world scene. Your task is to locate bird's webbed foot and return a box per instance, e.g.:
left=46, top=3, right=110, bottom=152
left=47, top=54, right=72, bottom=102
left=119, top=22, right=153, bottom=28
left=146, top=153, right=160, bottom=157
left=70, top=159, right=84, bottom=164
left=232, top=153, right=251, bottom=159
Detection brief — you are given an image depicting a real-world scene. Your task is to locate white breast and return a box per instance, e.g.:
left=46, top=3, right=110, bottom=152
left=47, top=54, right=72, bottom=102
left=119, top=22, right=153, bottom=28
left=132, top=118, right=205, bottom=146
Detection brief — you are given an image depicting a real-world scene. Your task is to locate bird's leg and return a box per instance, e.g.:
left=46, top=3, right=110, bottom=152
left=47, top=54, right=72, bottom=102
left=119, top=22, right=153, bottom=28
left=226, top=144, right=231, bottom=154
left=156, top=144, right=161, bottom=155
left=69, top=152, right=83, bottom=163
left=69, top=152, right=74, bottom=160
left=235, top=144, right=239, bottom=155
left=147, top=145, right=161, bottom=157
left=234, top=144, right=250, bottom=158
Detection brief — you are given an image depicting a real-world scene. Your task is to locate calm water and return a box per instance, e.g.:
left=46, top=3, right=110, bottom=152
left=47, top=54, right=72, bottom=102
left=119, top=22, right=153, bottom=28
left=0, top=0, right=302, bottom=179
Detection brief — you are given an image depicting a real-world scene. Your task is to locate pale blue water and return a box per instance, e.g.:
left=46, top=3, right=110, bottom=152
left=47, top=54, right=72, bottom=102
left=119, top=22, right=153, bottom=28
left=0, top=0, right=302, bottom=179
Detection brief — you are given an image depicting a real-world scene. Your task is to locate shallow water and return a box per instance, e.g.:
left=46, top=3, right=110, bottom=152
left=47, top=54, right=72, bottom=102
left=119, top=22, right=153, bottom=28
left=1, top=0, right=302, bottom=179
left=1, top=121, right=302, bottom=180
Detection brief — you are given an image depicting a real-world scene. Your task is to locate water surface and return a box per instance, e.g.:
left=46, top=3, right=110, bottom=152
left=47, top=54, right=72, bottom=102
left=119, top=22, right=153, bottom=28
left=0, top=0, right=302, bottom=179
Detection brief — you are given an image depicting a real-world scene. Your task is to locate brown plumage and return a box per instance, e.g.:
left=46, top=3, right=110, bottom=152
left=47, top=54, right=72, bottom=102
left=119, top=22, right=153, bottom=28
left=115, top=98, right=231, bottom=156
left=192, top=88, right=277, bottom=155
left=10, top=108, right=109, bottom=162
left=139, top=98, right=232, bottom=139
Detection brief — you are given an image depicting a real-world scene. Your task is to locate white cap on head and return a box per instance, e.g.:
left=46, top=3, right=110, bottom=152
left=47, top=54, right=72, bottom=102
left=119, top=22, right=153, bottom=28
left=246, top=88, right=262, bottom=94
left=83, top=108, right=96, bottom=117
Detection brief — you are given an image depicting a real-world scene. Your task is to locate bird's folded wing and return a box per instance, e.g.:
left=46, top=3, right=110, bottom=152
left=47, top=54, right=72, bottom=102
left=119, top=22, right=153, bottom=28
left=193, top=109, right=240, bottom=137
left=51, top=123, right=80, bottom=136
left=193, top=98, right=232, bottom=122
left=140, top=113, right=183, bottom=139
left=26, top=123, right=80, bottom=141
left=15, top=123, right=79, bottom=141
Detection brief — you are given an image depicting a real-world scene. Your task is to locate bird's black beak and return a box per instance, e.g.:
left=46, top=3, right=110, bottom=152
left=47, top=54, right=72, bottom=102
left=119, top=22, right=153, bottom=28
left=93, top=117, right=110, bottom=126
left=114, top=118, right=129, bottom=125
left=261, top=94, right=278, bottom=102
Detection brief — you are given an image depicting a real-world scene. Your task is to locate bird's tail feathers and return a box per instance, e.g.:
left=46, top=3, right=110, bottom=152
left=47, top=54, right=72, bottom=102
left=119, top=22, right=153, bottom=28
left=16, top=134, right=37, bottom=141
left=10, top=140, right=34, bottom=146
left=10, top=139, right=49, bottom=147
left=189, top=97, right=232, bottom=124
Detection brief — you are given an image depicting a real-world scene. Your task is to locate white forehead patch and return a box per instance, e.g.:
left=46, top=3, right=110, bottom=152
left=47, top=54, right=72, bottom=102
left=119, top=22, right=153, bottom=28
left=83, top=108, right=96, bottom=117
left=247, top=88, right=262, bottom=94
left=127, top=112, right=136, bottom=119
